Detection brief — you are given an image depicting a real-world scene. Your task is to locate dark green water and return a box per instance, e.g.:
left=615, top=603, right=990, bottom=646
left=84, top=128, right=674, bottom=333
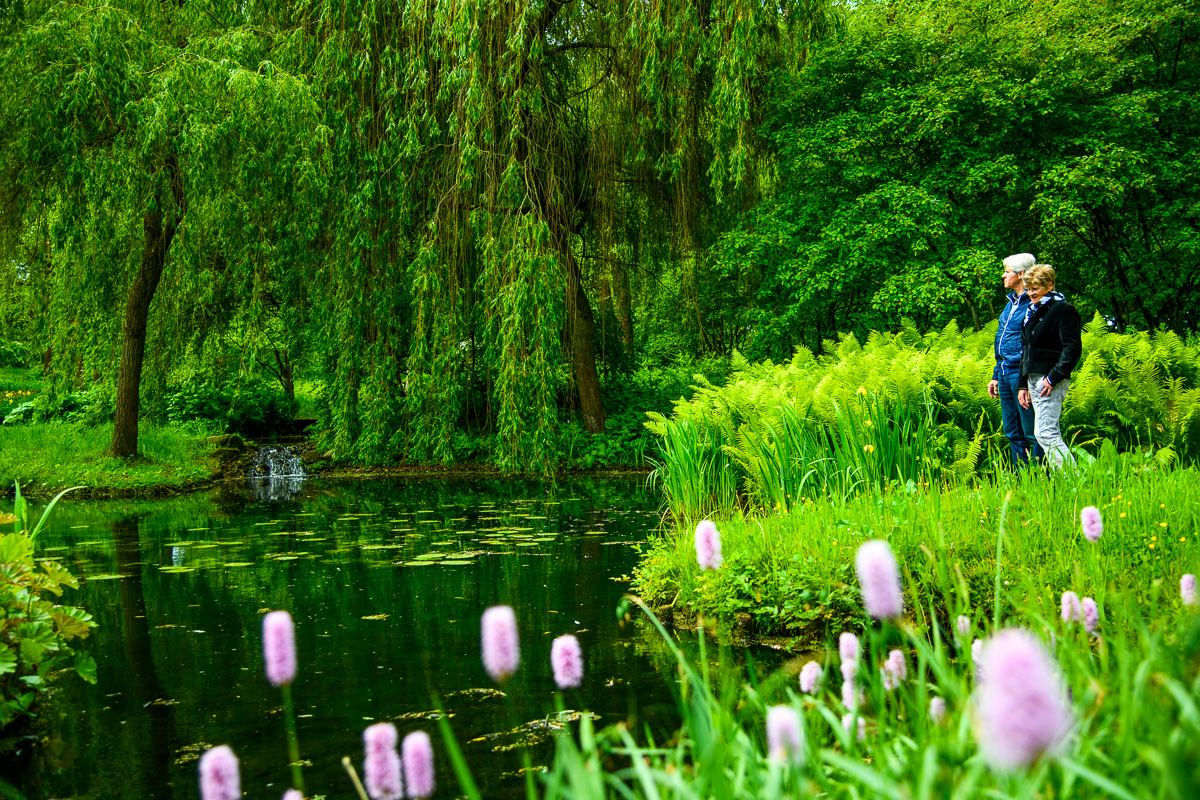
left=1, top=476, right=694, bottom=799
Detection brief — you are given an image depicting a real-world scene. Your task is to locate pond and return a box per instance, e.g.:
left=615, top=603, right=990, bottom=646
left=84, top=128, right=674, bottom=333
left=1, top=475, right=763, bottom=800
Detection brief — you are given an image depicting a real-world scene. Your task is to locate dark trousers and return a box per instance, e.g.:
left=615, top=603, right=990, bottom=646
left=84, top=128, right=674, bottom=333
left=998, top=370, right=1043, bottom=467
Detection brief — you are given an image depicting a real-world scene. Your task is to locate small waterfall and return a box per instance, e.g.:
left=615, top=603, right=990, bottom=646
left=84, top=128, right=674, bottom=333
left=247, top=445, right=307, bottom=502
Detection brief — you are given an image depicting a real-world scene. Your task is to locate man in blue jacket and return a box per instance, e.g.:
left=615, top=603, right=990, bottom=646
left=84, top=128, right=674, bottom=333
left=987, top=253, right=1043, bottom=468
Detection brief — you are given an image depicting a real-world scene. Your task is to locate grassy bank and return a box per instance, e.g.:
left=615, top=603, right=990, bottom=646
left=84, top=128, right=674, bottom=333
left=0, top=422, right=216, bottom=498
left=633, top=448, right=1200, bottom=645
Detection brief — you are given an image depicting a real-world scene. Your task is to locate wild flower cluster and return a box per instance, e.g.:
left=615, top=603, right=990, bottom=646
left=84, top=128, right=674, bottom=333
left=196, top=508, right=1198, bottom=799
left=197, top=601, right=585, bottom=800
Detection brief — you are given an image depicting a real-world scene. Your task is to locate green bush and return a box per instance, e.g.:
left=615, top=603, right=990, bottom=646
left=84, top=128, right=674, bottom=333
left=0, top=339, right=28, bottom=370
left=165, top=379, right=298, bottom=438
left=647, top=320, right=1200, bottom=517
left=0, top=486, right=96, bottom=728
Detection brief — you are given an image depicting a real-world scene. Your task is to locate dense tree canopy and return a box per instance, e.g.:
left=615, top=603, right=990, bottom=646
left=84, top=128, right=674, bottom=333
left=717, top=0, right=1200, bottom=361
left=1, top=0, right=1197, bottom=471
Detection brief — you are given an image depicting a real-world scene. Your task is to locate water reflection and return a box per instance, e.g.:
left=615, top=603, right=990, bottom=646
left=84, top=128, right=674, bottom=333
left=1, top=477, right=715, bottom=800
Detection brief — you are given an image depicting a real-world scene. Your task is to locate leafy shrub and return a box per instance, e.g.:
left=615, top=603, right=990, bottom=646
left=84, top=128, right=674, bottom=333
left=0, top=486, right=96, bottom=729
left=0, top=339, right=28, bottom=370
left=647, top=320, right=1200, bottom=517
left=165, top=379, right=298, bottom=437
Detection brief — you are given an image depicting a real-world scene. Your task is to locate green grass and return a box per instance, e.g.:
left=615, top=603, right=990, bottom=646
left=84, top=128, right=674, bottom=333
left=633, top=447, right=1200, bottom=645
left=0, top=421, right=215, bottom=497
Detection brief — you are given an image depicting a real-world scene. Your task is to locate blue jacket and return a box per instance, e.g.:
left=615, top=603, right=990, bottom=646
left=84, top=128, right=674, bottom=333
left=993, top=292, right=1031, bottom=380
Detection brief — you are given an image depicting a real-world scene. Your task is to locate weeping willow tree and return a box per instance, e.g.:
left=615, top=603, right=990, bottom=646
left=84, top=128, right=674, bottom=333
left=0, top=1, right=327, bottom=456
left=304, top=0, right=836, bottom=472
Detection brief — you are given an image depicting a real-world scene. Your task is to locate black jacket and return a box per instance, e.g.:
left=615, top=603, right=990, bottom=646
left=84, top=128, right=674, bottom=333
left=1020, top=298, right=1083, bottom=389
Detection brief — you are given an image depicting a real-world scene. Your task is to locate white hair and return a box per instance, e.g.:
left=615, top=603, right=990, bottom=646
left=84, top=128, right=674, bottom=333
left=1002, top=253, right=1036, bottom=273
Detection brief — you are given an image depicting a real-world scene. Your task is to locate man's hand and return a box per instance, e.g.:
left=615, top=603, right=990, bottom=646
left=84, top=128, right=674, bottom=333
left=1018, top=388, right=1031, bottom=409
left=987, top=379, right=999, bottom=399
left=1038, top=377, right=1053, bottom=397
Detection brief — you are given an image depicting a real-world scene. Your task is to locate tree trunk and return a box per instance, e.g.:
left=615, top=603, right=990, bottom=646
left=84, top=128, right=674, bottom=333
left=108, top=189, right=178, bottom=457
left=566, top=251, right=606, bottom=433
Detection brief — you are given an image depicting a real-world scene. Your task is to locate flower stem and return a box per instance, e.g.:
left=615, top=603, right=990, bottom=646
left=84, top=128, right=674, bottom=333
left=281, top=683, right=304, bottom=793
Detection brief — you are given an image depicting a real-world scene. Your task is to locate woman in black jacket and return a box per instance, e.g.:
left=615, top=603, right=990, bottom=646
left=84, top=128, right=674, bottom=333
left=1017, top=264, right=1083, bottom=469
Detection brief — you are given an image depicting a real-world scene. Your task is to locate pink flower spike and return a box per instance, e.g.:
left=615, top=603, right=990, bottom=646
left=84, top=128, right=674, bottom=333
left=841, top=679, right=859, bottom=711
left=262, top=610, right=297, bottom=687
left=976, top=629, right=1073, bottom=771
left=929, top=697, right=946, bottom=724
left=855, top=540, right=904, bottom=619
left=481, top=605, right=520, bottom=683
left=1081, top=598, right=1099, bottom=633
left=1183, top=574, right=1198, bottom=607
left=799, top=661, right=823, bottom=694
left=402, top=730, right=435, bottom=799
left=881, top=649, right=906, bottom=690
left=198, top=745, right=240, bottom=800
left=766, top=705, right=805, bottom=764
left=283, top=791, right=303, bottom=800
left=839, top=632, right=859, bottom=664
left=1080, top=506, right=1103, bottom=542
left=956, top=615, right=972, bottom=641
left=551, top=634, right=584, bottom=690
left=363, top=723, right=403, bottom=800
left=694, top=520, right=723, bottom=570
left=1060, top=591, right=1082, bottom=624
left=841, top=713, right=866, bottom=742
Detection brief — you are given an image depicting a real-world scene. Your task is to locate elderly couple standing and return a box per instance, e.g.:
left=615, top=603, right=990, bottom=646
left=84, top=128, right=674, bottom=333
left=987, top=253, right=1083, bottom=470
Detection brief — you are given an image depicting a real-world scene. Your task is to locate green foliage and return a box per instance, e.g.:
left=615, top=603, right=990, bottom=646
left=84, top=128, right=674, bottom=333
left=0, top=484, right=96, bottom=729
left=635, top=446, right=1200, bottom=643
left=527, top=587, right=1200, bottom=800
left=717, top=0, right=1200, bottom=357
left=648, top=322, right=1200, bottom=518
left=0, top=338, right=26, bottom=369
left=164, top=379, right=297, bottom=438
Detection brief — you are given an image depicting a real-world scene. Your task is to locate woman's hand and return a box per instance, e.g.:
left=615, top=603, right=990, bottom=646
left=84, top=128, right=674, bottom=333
left=1018, top=388, right=1031, bottom=409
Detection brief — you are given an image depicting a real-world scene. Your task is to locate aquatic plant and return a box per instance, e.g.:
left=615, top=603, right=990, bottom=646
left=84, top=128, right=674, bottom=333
left=481, top=605, right=520, bottom=683
left=363, top=722, right=403, bottom=800
left=881, top=649, right=906, bottom=690
left=1082, top=598, right=1099, bottom=632
left=262, top=610, right=304, bottom=792
left=402, top=730, right=436, bottom=799
left=262, top=610, right=297, bottom=687
left=1080, top=506, right=1103, bottom=542
left=765, top=705, right=805, bottom=764
left=694, top=519, right=723, bottom=570
left=799, top=661, right=822, bottom=694
left=551, top=634, right=584, bottom=689
left=1061, top=591, right=1082, bottom=624
left=855, top=540, right=903, bottom=619
left=198, top=745, right=240, bottom=800
left=929, top=696, right=946, bottom=723
left=1183, top=574, right=1198, bottom=606
left=975, top=629, right=1073, bottom=771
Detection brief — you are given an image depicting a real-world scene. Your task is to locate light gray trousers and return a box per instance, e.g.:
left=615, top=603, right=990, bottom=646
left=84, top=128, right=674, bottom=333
left=1028, top=373, right=1075, bottom=470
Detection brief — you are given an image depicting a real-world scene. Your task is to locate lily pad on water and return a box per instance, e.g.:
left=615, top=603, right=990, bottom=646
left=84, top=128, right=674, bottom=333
left=401, top=561, right=438, bottom=566
left=86, top=574, right=123, bottom=581
left=445, top=688, right=506, bottom=701
left=361, top=614, right=389, bottom=621
left=440, top=560, right=474, bottom=566
left=472, top=711, right=599, bottom=751
left=223, top=562, right=254, bottom=568
left=160, top=566, right=196, bottom=573
left=392, top=710, right=453, bottom=722
left=413, top=553, right=445, bottom=561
